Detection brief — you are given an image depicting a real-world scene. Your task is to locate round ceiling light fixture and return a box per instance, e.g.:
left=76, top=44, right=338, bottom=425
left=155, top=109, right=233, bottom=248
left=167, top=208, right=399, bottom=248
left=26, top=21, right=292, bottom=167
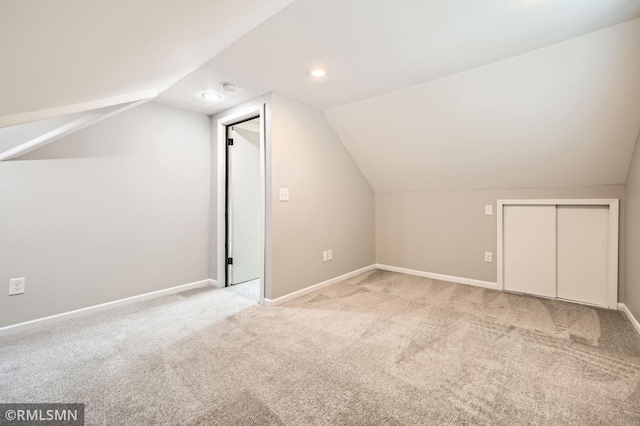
left=308, top=67, right=327, bottom=78
left=201, top=92, right=222, bottom=101
left=221, top=82, right=237, bottom=92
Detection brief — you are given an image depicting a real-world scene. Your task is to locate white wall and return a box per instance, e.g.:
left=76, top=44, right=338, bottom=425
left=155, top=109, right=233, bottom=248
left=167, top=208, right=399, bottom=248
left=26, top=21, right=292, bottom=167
left=625, top=132, right=640, bottom=318
left=270, top=94, right=375, bottom=299
left=210, top=93, right=375, bottom=300
left=376, top=185, right=626, bottom=299
left=0, top=102, right=211, bottom=327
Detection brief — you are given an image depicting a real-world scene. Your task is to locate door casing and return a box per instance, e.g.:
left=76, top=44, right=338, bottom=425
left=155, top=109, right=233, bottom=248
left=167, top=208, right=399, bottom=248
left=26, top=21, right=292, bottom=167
left=216, top=104, right=266, bottom=303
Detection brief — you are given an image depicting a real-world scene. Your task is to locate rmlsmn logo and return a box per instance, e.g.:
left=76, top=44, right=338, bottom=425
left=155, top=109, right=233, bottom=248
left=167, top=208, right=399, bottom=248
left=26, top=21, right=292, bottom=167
left=0, top=403, right=84, bottom=425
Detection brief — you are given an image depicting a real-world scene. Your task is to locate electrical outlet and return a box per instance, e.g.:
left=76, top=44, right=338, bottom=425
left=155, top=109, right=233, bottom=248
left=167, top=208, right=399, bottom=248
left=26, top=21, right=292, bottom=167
left=323, top=251, right=328, bottom=262
left=484, top=252, right=493, bottom=263
left=9, top=278, right=25, bottom=296
left=328, top=250, right=333, bottom=260
left=279, top=188, right=289, bottom=201
left=485, top=205, right=493, bottom=215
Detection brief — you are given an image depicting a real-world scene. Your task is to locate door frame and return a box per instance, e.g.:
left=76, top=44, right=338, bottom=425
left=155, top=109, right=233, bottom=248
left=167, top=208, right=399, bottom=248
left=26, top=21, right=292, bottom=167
left=216, top=104, right=266, bottom=303
left=497, top=199, right=619, bottom=309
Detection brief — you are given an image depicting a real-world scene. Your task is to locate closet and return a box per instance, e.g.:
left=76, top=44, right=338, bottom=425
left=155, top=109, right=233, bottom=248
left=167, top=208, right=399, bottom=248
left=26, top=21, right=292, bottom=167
left=498, top=200, right=618, bottom=309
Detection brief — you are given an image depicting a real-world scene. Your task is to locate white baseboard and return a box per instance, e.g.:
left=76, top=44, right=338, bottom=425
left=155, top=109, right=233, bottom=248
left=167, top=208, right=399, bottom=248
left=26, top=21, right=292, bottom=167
left=375, top=264, right=499, bottom=290
left=263, top=264, right=377, bottom=307
left=0, top=278, right=217, bottom=337
left=210, top=279, right=224, bottom=289
left=618, top=303, right=640, bottom=336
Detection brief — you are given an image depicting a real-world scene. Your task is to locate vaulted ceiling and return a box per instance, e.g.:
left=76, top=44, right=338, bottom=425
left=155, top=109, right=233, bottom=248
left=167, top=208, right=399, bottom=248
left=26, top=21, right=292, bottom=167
left=156, top=0, right=640, bottom=115
left=0, top=0, right=293, bottom=118
left=2, top=0, right=640, bottom=192
left=325, top=19, right=640, bottom=191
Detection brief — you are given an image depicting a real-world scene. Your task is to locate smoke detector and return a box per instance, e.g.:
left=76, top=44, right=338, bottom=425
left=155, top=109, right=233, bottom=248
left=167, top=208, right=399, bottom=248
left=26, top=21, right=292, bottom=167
left=221, top=82, right=237, bottom=92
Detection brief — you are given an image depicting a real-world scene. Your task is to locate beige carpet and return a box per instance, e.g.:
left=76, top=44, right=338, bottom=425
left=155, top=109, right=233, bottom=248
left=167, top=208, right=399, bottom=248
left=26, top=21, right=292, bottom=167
left=1, top=269, right=640, bottom=425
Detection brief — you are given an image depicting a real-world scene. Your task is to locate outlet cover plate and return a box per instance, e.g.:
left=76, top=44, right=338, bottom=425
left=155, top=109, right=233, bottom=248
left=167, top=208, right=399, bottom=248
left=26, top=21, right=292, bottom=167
left=9, top=278, right=25, bottom=296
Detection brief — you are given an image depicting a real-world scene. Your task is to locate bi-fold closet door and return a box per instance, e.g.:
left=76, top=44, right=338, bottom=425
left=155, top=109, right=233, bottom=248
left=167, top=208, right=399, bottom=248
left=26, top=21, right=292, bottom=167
left=501, top=200, right=618, bottom=309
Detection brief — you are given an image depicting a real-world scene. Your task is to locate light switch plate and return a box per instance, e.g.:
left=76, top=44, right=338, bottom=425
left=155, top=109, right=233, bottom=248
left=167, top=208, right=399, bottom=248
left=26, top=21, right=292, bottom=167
left=328, top=250, right=333, bottom=260
left=485, top=205, right=493, bottom=215
left=279, top=188, right=289, bottom=202
left=322, top=251, right=328, bottom=262
left=484, top=252, right=493, bottom=263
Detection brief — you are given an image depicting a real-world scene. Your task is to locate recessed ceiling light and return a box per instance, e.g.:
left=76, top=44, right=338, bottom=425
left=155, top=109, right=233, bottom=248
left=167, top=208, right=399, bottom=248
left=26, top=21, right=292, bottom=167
left=221, top=82, right=237, bottom=92
left=201, top=92, right=222, bottom=101
left=308, top=67, right=327, bottom=78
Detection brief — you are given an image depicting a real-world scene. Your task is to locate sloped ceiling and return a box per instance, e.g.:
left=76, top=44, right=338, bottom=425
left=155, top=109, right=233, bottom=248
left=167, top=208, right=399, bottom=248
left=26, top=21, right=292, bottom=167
left=0, top=101, right=144, bottom=161
left=325, top=19, right=640, bottom=192
left=3, top=0, right=640, bottom=192
left=157, top=0, right=640, bottom=192
left=157, top=0, right=640, bottom=115
left=0, top=0, right=294, bottom=118
left=0, top=112, right=86, bottom=153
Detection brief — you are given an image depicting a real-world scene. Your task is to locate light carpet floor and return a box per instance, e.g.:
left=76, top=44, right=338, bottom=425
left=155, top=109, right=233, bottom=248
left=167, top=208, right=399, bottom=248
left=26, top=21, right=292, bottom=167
left=1, top=270, right=640, bottom=425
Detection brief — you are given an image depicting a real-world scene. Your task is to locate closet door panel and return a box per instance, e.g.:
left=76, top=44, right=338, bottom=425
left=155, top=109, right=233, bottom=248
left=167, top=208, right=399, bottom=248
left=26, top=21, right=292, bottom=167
left=556, top=206, right=609, bottom=307
left=503, top=205, right=556, bottom=298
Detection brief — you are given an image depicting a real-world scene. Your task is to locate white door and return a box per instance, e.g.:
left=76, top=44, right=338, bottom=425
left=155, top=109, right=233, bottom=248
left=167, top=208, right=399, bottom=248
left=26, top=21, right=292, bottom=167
left=503, top=205, right=556, bottom=298
left=228, top=119, right=261, bottom=285
left=556, top=205, right=609, bottom=307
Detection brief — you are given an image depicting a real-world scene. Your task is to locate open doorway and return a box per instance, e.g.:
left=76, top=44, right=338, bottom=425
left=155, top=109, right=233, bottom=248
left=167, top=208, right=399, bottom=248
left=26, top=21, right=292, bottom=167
left=225, top=117, right=261, bottom=288
left=215, top=103, right=266, bottom=304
